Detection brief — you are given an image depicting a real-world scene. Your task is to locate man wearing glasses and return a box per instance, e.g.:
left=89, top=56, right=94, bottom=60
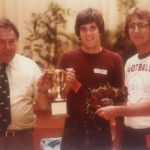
left=96, top=7, right=150, bottom=150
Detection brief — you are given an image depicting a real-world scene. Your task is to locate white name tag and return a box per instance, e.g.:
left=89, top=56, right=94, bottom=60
left=93, top=68, right=107, bottom=75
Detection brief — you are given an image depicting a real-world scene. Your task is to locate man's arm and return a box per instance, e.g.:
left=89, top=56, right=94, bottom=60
left=96, top=101, right=150, bottom=120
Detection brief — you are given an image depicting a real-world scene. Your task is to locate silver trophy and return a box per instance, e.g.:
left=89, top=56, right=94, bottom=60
left=48, top=69, right=67, bottom=115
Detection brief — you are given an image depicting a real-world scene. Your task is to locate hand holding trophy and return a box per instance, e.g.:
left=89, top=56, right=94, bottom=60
left=48, top=69, right=67, bottom=115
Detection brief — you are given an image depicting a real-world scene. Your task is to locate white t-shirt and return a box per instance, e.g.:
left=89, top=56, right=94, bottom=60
left=6, top=54, right=42, bottom=130
left=124, top=54, right=150, bottom=129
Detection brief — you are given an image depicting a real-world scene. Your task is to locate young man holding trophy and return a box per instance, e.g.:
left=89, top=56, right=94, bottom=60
left=37, top=8, right=125, bottom=150
left=58, top=8, right=124, bottom=150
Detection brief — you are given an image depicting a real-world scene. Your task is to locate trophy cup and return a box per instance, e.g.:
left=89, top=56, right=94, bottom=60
left=49, top=69, right=67, bottom=115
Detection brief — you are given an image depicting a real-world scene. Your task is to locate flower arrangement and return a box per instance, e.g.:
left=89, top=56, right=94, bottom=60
left=85, top=83, right=125, bottom=119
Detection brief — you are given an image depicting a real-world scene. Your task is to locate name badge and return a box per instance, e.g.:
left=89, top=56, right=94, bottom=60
left=93, top=68, right=107, bottom=75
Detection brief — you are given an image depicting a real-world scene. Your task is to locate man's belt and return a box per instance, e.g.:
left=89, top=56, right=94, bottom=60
left=0, top=128, right=33, bottom=137
left=125, top=126, right=150, bottom=135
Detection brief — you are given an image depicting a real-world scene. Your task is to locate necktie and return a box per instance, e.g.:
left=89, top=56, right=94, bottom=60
left=0, top=63, right=11, bottom=131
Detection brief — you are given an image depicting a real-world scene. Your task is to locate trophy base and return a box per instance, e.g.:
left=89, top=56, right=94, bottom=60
left=51, top=100, right=67, bottom=115
left=54, top=97, right=65, bottom=101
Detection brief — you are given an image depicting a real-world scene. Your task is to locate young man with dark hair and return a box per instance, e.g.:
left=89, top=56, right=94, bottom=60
left=57, top=8, right=124, bottom=150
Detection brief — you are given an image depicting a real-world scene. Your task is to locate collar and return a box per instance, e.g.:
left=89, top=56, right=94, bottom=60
left=7, top=55, right=18, bottom=70
left=138, top=51, right=150, bottom=59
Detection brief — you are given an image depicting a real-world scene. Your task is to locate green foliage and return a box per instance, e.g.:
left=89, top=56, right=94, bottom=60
left=117, top=0, right=137, bottom=15
left=102, top=0, right=137, bottom=64
left=23, top=2, right=74, bottom=70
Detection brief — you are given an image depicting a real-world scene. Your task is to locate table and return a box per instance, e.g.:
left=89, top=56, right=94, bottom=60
left=33, top=110, right=66, bottom=150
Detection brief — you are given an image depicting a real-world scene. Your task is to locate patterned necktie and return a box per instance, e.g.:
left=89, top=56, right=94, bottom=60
left=0, top=63, right=11, bottom=131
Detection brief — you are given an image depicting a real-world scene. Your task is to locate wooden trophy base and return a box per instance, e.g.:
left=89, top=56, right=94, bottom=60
left=51, top=100, right=67, bottom=115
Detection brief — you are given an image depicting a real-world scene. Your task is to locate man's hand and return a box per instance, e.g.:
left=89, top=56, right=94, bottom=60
left=96, top=106, right=118, bottom=120
left=65, top=68, right=76, bottom=89
left=37, top=71, right=53, bottom=93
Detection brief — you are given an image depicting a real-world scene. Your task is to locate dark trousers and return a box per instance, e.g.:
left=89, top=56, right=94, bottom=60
left=122, top=126, right=150, bottom=150
left=60, top=117, right=112, bottom=150
left=0, top=129, right=34, bottom=150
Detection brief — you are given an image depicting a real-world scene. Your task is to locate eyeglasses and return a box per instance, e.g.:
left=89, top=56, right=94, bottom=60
left=128, top=22, right=149, bottom=32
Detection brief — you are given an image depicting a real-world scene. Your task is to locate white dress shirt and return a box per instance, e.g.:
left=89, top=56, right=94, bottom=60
left=6, top=54, right=42, bottom=130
